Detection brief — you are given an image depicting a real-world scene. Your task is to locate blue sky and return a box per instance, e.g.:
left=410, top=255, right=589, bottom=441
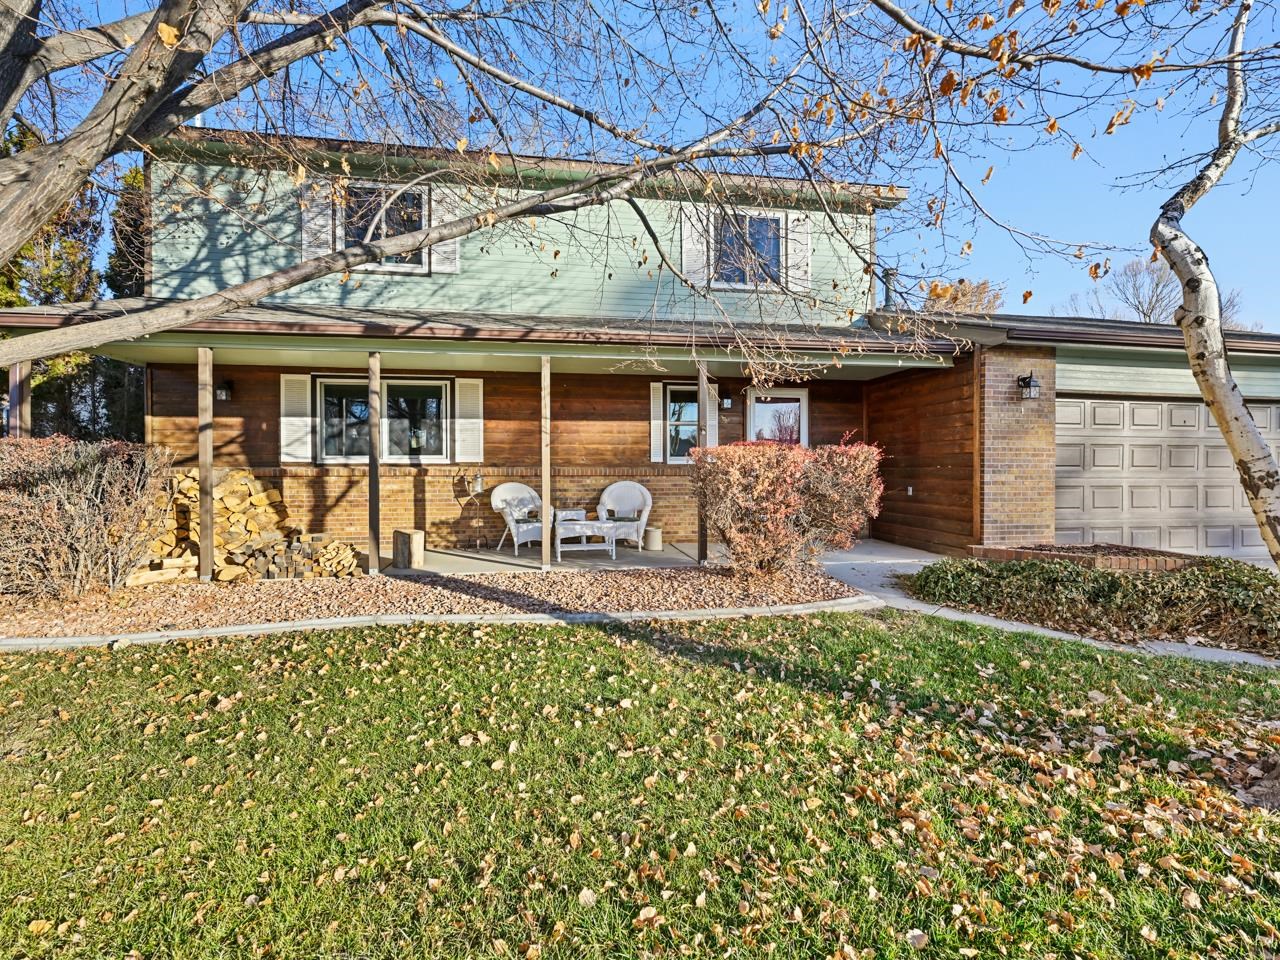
left=936, top=103, right=1279, bottom=330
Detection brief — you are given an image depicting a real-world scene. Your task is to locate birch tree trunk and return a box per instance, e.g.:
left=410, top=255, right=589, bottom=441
left=1152, top=207, right=1280, bottom=564
left=1149, top=0, right=1280, bottom=567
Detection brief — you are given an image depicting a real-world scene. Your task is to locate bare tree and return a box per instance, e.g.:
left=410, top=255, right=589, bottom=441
left=1071, top=258, right=1249, bottom=329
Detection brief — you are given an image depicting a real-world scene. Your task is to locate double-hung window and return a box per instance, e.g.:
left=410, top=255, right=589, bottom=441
left=318, top=378, right=449, bottom=463
left=342, top=183, right=428, bottom=271
left=665, top=384, right=700, bottom=463
left=713, top=212, right=782, bottom=286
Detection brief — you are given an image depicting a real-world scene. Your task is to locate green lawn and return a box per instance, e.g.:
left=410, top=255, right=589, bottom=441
left=1, top=612, right=1278, bottom=959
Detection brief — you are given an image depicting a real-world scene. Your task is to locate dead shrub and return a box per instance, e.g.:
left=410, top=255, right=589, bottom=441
left=691, top=439, right=883, bottom=575
left=0, top=437, right=173, bottom=598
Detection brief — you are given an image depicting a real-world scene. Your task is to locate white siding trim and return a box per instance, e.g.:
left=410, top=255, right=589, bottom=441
left=454, top=378, right=484, bottom=462
left=279, top=374, right=314, bottom=463
left=649, top=381, right=665, bottom=462
left=680, top=205, right=711, bottom=287
left=298, top=181, right=334, bottom=261
left=785, top=211, right=811, bottom=289
left=707, top=382, right=720, bottom=448
left=429, top=185, right=463, bottom=274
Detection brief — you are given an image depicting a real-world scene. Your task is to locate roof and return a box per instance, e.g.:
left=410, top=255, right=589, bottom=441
left=869, top=310, right=1280, bottom=356
left=6, top=300, right=1275, bottom=361
left=153, top=127, right=908, bottom=213
left=0, top=298, right=956, bottom=356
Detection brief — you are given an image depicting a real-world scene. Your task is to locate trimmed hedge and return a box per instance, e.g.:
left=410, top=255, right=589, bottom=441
left=907, top=557, right=1280, bottom=654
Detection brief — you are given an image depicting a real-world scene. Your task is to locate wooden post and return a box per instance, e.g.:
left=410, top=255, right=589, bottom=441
left=696, top=362, right=709, bottom=564
left=540, top=355, right=552, bottom=571
left=7, top=360, right=30, bottom=438
left=197, top=347, right=214, bottom=581
left=368, top=351, right=382, bottom=576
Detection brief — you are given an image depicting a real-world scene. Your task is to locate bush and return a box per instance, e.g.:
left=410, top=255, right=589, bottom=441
left=908, top=556, right=1280, bottom=653
left=691, top=439, right=883, bottom=575
left=0, top=437, right=173, bottom=598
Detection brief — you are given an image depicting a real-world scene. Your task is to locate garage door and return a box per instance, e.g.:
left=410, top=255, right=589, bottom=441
left=1055, top=396, right=1272, bottom=557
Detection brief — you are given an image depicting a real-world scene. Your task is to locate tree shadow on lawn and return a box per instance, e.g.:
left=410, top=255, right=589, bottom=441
left=601, top=609, right=1274, bottom=799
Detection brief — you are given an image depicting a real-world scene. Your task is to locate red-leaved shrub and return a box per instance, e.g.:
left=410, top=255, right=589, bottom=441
left=690, top=439, right=883, bottom=575
left=0, top=437, right=173, bottom=598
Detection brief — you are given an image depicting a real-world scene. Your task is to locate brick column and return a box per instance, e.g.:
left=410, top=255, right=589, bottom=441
left=978, top=345, right=1057, bottom=546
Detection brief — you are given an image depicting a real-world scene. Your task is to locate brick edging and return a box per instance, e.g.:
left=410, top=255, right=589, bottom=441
left=970, top=544, right=1194, bottom=572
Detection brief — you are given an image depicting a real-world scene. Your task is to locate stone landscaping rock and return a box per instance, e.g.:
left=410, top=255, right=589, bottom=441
left=0, top=567, right=859, bottom=639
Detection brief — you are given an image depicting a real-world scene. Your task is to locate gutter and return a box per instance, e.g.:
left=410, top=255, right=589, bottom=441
left=0, top=312, right=962, bottom=358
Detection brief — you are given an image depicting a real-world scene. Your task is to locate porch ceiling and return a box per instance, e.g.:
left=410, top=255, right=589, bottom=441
left=96, top=331, right=954, bottom=379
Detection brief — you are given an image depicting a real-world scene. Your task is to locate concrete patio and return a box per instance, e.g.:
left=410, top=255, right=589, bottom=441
left=386, top=541, right=726, bottom=575
left=387, top=538, right=931, bottom=577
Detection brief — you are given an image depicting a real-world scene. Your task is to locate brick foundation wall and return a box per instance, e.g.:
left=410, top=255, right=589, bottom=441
left=255, top=465, right=697, bottom=550
left=978, top=345, right=1057, bottom=546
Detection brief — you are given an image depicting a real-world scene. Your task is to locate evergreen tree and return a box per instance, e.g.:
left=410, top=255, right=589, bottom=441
left=3, top=134, right=143, bottom=440
left=105, top=167, right=147, bottom=299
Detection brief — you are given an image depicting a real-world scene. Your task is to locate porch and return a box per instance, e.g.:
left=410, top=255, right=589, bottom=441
left=2, top=300, right=991, bottom=581
left=387, top=540, right=715, bottom=575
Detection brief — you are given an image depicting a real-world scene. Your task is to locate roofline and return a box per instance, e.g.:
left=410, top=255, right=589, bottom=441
left=0, top=306, right=957, bottom=357
left=870, top=309, right=1280, bottom=356
left=151, top=127, right=909, bottom=212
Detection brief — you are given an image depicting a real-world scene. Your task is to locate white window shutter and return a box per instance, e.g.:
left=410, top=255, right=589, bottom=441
left=454, top=378, right=484, bottom=462
left=429, top=186, right=462, bottom=274
left=279, top=374, right=313, bottom=463
left=299, top=180, right=334, bottom=260
left=786, top=211, right=811, bottom=289
left=706, top=383, right=719, bottom=448
left=650, top=381, right=665, bottom=463
left=680, top=205, right=711, bottom=286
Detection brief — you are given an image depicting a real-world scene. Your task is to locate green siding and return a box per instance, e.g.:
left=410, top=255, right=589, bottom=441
left=1056, top=346, right=1280, bottom=399
left=148, top=160, right=875, bottom=322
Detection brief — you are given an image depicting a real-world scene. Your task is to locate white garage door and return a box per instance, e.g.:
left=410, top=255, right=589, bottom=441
left=1055, top=396, right=1272, bottom=557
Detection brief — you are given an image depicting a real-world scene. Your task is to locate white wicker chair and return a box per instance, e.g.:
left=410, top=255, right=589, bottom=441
left=490, top=482, right=544, bottom=556
left=596, top=481, right=653, bottom=550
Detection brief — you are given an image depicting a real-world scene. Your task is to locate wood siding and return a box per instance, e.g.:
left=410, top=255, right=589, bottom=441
left=1056, top=346, right=1280, bottom=399
left=865, top=356, right=977, bottom=555
left=148, top=364, right=865, bottom=468
left=147, top=160, right=875, bottom=321
left=148, top=364, right=867, bottom=547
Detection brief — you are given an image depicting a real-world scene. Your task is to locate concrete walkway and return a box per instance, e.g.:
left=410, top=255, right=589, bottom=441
left=822, top=540, right=1279, bottom=670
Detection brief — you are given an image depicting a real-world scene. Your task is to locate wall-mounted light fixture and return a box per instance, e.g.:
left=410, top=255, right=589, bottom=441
left=214, top=381, right=233, bottom=402
left=1016, top=371, right=1041, bottom=401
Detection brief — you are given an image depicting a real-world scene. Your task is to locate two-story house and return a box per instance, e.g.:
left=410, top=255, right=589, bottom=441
left=8, top=127, right=1280, bottom=568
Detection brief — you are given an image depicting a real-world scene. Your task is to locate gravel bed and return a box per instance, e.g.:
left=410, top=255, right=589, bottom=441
left=0, top=567, right=859, bottom=639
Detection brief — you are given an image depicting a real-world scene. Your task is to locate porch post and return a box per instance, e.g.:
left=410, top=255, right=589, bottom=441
left=368, top=351, right=382, bottom=576
left=540, top=354, right=552, bottom=571
left=7, top=359, right=30, bottom=438
left=197, top=346, right=214, bottom=581
left=696, top=361, right=709, bottom=564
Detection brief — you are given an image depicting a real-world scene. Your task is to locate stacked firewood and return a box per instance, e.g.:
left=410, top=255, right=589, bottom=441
left=127, top=468, right=361, bottom=585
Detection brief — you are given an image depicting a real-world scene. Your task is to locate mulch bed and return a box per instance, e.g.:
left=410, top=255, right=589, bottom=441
left=0, top=566, right=859, bottom=639
left=1020, top=542, right=1186, bottom=558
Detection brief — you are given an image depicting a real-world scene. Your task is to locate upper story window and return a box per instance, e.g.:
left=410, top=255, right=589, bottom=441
left=714, top=212, right=782, bottom=286
left=343, top=184, right=427, bottom=270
